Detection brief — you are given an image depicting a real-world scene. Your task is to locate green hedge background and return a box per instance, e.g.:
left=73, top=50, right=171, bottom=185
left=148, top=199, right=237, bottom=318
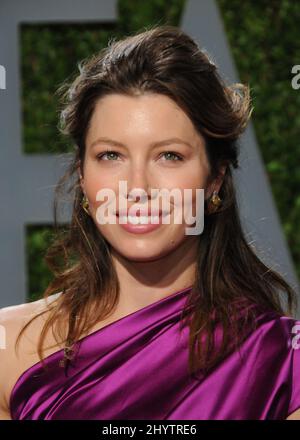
left=23, top=0, right=300, bottom=301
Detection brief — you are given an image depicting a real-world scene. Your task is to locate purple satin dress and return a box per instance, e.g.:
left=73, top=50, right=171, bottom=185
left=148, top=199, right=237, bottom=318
left=9, top=286, right=300, bottom=420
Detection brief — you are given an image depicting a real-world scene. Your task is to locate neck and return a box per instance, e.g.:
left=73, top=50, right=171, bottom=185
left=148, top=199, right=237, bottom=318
left=110, top=237, right=197, bottom=313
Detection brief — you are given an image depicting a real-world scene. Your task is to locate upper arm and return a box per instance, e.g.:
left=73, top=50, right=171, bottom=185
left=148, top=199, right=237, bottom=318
left=0, top=306, right=18, bottom=418
left=286, top=319, right=300, bottom=419
left=0, top=406, right=12, bottom=420
left=0, top=294, right=61, bottom=419
left=0, top=302, right=40, bottom=418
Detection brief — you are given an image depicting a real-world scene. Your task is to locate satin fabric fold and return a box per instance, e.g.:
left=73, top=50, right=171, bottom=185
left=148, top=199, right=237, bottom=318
left=9, top=286, right=300, bottom=420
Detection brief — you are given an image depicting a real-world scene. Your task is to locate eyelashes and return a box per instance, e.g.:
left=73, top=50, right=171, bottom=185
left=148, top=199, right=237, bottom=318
left=161, top=151, right=184, bottom=161
left=96, top=150, right=184, bottom=162
left=95, top=150, right=120, bottom=161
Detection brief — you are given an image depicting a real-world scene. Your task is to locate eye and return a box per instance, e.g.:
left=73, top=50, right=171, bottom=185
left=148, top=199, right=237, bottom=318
left=95, top=150, right=184, bottom=162
left=96, top=150, right=120, bottom=161
left=160, top=151, right=184, bottom=161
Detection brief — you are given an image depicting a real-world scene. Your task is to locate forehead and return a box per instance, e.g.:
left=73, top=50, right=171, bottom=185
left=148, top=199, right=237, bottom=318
left=86, top=93, right=203, bottom=147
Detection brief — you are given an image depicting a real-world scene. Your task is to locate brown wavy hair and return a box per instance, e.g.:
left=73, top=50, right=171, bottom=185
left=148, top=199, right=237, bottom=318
left=16, top=24, right=298, bottom=378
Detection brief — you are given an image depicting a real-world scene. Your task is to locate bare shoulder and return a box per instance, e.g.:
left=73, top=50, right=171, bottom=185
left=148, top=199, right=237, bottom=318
left=0, top=291, right=62, bottom=322
left=0, top=292, right=62, bottom=348
left=0, top=292, right=63, bottom=419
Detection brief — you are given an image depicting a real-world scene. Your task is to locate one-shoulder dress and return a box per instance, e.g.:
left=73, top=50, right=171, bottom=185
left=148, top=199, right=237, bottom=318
left=9, top=286, right=300, bottom=420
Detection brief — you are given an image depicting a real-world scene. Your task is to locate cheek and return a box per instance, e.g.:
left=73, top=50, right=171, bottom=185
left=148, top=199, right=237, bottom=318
left=173, top=167, right=208, bottom=219
left=83, top=168, right=123, bottom=226
left=174, top=165, right=209, bottom=194
left=83, top=166, right=118, bottom=205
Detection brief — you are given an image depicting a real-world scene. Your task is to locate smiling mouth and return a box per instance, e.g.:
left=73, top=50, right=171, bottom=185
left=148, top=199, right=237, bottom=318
left=116, top=212, right=164, bottom=225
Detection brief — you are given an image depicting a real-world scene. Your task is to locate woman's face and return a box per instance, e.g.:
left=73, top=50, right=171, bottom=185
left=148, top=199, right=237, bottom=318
left=80, top=93, right=223, bottom=262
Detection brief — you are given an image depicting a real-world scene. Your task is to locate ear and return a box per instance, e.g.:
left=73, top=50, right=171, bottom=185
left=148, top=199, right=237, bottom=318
left=206, top=163, right=227, bottom=198
left=77, top=162, right=84, bottom=193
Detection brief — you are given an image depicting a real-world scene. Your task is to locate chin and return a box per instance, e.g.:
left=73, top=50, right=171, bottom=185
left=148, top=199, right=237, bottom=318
left=112, top=244, right=174, bottom=262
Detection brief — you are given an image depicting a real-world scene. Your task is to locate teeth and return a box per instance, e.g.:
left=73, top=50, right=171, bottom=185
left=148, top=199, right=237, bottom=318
left=119, top=215, right=160, bottom=225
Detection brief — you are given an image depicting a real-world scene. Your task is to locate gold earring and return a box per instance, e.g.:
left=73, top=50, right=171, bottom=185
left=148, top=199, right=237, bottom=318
left=81, top=194, right=90, bottom=215
left=206, top=190, right=222, bottom=214
left=210, top=190, right=222, bottom=207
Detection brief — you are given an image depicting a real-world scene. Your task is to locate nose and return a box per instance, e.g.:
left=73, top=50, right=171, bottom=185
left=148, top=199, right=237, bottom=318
left=127, top=187, right=151, bottom=204
left=125, top=166, right=153, bottom=203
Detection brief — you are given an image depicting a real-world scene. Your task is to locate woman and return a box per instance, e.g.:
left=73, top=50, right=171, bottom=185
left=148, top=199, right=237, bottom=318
left=1, top=25, right=300, bottom=420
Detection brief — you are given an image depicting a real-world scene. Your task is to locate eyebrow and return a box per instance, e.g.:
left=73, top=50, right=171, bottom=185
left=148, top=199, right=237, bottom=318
left=89, top=136, right=194, bottom=150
